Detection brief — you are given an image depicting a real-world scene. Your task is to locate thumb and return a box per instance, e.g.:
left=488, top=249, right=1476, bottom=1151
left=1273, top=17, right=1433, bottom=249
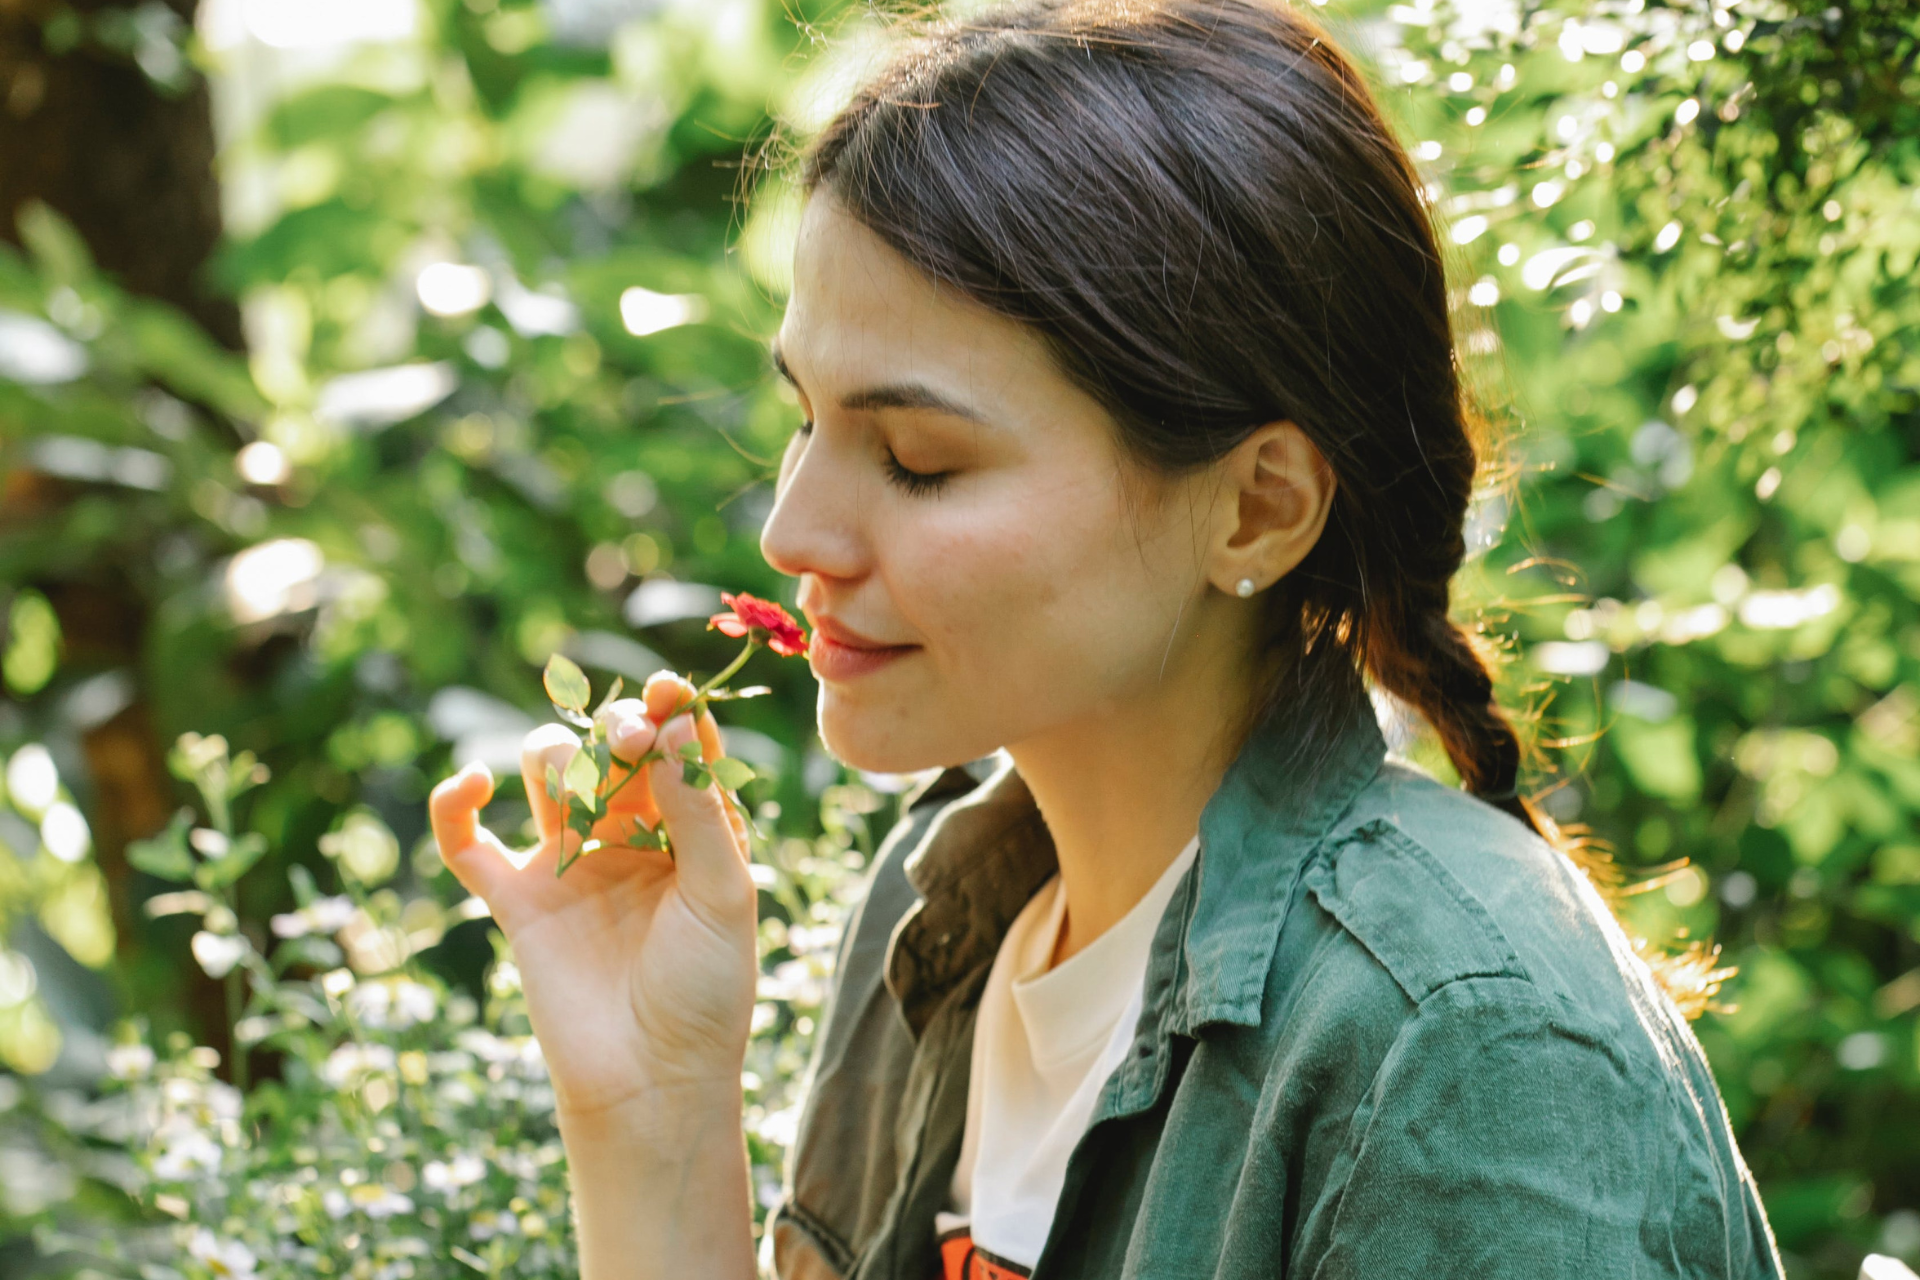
left=648, top=714, right=754, bottom=924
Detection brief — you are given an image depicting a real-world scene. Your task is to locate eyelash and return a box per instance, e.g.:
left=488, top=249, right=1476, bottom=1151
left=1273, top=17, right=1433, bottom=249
left=795, top=419, right=952, bottom=497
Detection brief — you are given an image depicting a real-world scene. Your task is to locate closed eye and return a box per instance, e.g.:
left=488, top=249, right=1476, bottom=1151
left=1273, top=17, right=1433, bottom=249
left=883, top=449, right=951, bottom=497
left=795, top=419, right=952, bottom=497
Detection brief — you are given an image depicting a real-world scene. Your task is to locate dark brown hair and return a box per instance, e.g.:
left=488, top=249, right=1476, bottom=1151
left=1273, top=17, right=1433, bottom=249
left=798, top=0, right=1726, bottom=1012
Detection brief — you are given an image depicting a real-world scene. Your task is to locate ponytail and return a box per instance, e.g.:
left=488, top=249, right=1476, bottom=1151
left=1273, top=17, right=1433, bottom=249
left=1369, top=607, right=1528, bottom=824
left=1363, top=588, right=1732, bottom=1019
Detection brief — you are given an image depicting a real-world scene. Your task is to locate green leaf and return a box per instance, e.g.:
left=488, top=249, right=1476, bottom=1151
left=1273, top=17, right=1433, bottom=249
left=681, top=761, right=712, bottom=789
left=17, top=201, right=95, bottom=285
left=543, top=653, right=591, bottom=712
left=1611, top=717, right=1703, bottom=804
left=546, top=763, right=563, bottom=803
left=593, top=676, right=625, bottom=716
left=708, top=757, right=755, bottom=790
left=565, top=749, right=600, bottom=809
left=126, top=811, right=195, bottom=882
left=676, top=740, right=704, bottom=763
left=275, top=936, right=345, bottom=972
left=196, top=833, right=269, bottom=889
left=124, top=300, right=268, bottom=419
left=264, top=84, right=397, bottom=149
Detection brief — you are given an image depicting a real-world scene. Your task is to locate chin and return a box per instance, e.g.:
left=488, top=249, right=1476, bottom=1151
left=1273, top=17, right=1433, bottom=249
left=814, top=691, right=989, bottom=777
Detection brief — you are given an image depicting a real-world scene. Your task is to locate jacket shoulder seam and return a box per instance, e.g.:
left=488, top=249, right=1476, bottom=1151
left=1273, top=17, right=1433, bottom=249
left=1304, top=818, right=1531, bottom=1006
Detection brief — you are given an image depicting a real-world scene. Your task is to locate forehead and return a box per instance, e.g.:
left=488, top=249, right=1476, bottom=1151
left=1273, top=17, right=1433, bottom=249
left=777, top=194, right=1067, bottom=412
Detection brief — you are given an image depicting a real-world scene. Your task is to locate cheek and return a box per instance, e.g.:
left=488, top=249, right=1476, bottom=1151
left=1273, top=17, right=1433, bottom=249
left=885, top=474, right=1148, bottom=662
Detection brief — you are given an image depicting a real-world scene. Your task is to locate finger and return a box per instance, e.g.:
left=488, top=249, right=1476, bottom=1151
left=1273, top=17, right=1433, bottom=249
left=643, top=671, right=698, bottom=725
left=688, top=706, right=749, bottom=849
left=603, top=701, right=657, bottom=764
left=649, top=714, right=753, bottom=919
left=602, top=754, right=662, bottom=832
left=696, top=705, right=724, bottom=762
left=590, top=804, right=660, bottom=852
left=429, top=762, right=492, bottom=860
left=429, top=764, right=512, bottom=900
left=520, top=723, right=583, bottom=842
left=598, top=704, right=663, bottom=834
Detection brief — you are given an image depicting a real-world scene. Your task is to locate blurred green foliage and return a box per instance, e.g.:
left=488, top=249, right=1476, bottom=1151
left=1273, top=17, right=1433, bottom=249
left=1378, top=0, right=1919, bottom=1270
left=0, top=0, right=1915, bottom=1275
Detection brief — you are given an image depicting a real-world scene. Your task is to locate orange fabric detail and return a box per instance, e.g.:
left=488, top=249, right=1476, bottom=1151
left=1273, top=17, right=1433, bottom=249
left=937, top=1229, right=1031, bottom=1280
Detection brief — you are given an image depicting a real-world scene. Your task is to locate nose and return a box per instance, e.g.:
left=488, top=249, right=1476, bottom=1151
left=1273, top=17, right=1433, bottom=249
left=759, top=428, right=868, bottom=587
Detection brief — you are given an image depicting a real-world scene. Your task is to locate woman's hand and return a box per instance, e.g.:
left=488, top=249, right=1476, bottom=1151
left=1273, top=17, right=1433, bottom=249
left=426, top=670, right=759, bottom=1118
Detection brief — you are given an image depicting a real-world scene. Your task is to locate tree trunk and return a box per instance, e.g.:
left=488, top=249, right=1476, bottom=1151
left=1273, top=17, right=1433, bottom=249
left=1, top=0, right=240, bottom=1073
left=0, top=0, right=238, bottom=345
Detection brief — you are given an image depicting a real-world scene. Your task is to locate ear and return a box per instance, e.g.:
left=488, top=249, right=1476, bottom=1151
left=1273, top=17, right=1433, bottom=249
left=1208, top=420, right=1336, bottom=596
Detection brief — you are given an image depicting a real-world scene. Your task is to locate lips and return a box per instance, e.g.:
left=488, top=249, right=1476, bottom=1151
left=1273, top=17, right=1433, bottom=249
left=807, top=615, right=918, bottom=682
left=810, top=615, right=906, bottom=651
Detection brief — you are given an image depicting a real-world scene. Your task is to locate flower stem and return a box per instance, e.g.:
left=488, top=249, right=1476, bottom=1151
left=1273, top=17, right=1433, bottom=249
left=690, top=640, right=759, bottom=709
left=225, top=957, right=248, bottom=1091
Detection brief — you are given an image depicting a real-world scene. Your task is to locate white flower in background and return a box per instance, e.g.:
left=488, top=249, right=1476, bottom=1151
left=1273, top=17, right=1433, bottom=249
left=423, top=1152, right=487, bottom=1191
left=319, top=1042, right=397, bottom=1088
left=39, top=801, right=91, bottom=862
left=346, top=977, right=438, bottom=1030
left=4, top=744, right=60, bottom=817
left=153, top=1130, right=224, bottom=1181
left=757, top=958, right=827, bottom=1007
left=191, top=931, right=249, bottom=979
left=348, top=1183, right=415, bottom=1218
left=188, top=1227, right=257, bottom=1278
left=785, top=923, right=843, bottom=959
left=160, top=1075, right=243, bottom=1122
left=469, top=1208, right=520, bottom=1240
left=270, top=894, right=357, bottom=938
left=319, top=810, right=401, bottom=885
left=455, top=1028, right=547, bottom=1077
left=106, top=1043, right=156, bottom=1079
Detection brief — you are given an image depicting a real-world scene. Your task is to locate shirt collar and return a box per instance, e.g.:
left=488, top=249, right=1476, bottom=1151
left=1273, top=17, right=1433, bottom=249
left=884, top=689, right=1387, bottom=1037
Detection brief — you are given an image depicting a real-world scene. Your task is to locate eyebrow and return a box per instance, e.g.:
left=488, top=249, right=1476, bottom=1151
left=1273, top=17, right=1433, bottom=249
left=771, top=336, right=994, bottom=427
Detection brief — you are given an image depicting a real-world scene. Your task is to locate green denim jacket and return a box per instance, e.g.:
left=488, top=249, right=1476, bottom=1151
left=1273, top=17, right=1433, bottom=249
left=768, top=691, right=1785, bottom=1279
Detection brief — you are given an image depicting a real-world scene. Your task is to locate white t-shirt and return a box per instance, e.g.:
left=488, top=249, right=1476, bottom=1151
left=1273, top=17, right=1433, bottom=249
left=933, top=835, right=1200, bottom=1278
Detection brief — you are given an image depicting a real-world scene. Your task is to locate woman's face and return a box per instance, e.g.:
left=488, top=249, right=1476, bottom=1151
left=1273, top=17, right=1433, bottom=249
left=761, top=194, right=1239, bottom=775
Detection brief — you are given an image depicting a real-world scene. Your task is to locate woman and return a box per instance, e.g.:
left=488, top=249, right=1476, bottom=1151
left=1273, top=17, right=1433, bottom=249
left=427, top=0, right=1785, bottom=1275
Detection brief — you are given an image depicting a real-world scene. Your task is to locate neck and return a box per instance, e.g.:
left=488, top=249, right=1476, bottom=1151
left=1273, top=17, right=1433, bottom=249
left=1008, top=594, right=1262, bottom=966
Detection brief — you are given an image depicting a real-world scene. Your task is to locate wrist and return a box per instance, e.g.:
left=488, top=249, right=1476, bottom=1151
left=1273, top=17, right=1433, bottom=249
left=558, top=1077, right=756, bottom=1280
left=556, top=1077, right=744, bottom=1144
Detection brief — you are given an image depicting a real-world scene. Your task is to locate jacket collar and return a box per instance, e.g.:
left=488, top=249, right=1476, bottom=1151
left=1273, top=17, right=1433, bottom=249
left=1172, top=688, right=1386, bottom=1032
left=888, top=757, right=1054, bottom=1036
left=884, top=689, right=1386, bottom=1038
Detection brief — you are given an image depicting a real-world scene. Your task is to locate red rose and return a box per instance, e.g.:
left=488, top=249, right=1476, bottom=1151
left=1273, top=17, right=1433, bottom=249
left=708, top=592, right=809, bottom=657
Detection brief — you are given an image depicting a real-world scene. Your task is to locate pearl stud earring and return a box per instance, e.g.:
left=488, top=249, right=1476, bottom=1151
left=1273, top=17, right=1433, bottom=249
left=1235, top=577, right=1256, bottom=598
